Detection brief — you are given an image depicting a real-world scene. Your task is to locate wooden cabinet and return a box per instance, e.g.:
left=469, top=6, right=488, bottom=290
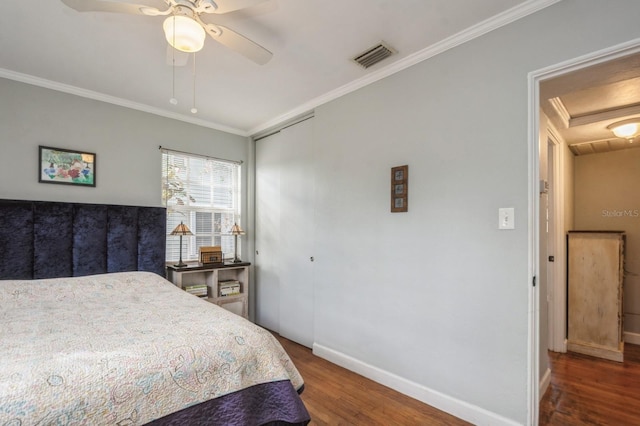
left=166, top=263, right=250, bottom=320
left=567, top=231, right=624, bottom=362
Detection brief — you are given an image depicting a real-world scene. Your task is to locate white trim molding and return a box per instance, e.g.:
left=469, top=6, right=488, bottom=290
left=624, top=332, right=640, bottom=345
left=528, top=36, right=640, bottom=426
left=548, top=97, right=571, bottom=129
left=0, top=68, right=247, bottom=137
left=539, top=367, right=551, bottom=401
left=313, top=343, right=521, bottom=426
left=527, top=64, right=541, bottom=426
left=0, top=0, right=561, bottom=138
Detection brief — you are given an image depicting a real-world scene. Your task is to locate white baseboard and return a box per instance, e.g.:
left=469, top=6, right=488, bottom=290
left=624, top=331, right=640, bottom=345
left=312, top=343, right=520, bottom=426
left=539, top=367, right=551, bottom=401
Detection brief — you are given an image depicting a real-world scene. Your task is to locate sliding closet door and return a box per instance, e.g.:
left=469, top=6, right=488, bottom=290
left=255, top=118, right=315, bottom=348
left=255, top=132, right=282, bottom=332
left=278, top=119, right=315, bottom=348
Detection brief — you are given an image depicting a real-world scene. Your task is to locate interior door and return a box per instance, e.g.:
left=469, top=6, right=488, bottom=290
left=546, top=138, right=556, bottom=347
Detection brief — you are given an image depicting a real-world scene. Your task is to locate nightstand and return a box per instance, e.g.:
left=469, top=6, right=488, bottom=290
left=166, top=262, right=251, bottom=320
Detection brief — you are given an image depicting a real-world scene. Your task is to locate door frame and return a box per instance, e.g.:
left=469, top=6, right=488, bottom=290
left=527, top=38, right=640, bottom=425
left=546, top=126, right=566, bottom=353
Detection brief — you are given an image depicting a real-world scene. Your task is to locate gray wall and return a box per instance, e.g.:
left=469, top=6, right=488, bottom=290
left=0, top=77, right=249, bottom=208
left=574, top=148, right=640, bottom=335
left=309, top=0, right=640, bottom=423
left=2, top=0, right=640, bottom=423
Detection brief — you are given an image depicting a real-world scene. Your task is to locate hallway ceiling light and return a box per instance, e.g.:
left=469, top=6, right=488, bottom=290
left=607, top=118, right=640, bottom=141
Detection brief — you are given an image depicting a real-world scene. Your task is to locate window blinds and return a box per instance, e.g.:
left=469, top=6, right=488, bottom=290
left=161, top=148, right=241, bottom=263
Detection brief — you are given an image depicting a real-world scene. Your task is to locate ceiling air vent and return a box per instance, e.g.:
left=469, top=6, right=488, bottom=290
left=352, top=42, right=396, bottom=69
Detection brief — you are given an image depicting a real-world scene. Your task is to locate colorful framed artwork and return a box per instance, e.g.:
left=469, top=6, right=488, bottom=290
left=39, top=146, right=96, bottom=187
left=391, top=165, right=408, bottom=213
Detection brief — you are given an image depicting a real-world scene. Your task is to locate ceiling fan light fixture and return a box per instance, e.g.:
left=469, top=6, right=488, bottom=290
left=607, top=118, right=640, bottom=140
left=163, top=15, right=206, bottom=53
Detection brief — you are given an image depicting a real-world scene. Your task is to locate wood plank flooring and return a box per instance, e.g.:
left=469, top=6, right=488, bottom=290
left=277, top=331, right=640, bottom=425
left=274, top=333, right=471, bottom=426
left=539, top=343, right=640, bottom=425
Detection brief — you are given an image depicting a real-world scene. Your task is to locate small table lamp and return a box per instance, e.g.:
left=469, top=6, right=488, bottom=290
left=170, top=221, right=193, bottom=267
left=230, top=223, right=245, bottom=263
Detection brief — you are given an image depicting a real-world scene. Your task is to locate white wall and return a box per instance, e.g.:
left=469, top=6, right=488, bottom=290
left=307, top=1, right=640, bottom=424
left=0, top=78, right=249, bottom=209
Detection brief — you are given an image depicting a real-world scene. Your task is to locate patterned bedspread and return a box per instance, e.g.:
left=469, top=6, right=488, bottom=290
left=0, top=271, right=305, bottom=425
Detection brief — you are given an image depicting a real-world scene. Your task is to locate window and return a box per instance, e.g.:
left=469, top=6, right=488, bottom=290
left=161, top=149, right=241, bottom=263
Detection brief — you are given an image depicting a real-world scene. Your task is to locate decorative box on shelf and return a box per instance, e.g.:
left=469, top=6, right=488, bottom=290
left=199, top=246, right=223, bottom=265
left=166, top=262, right=251, bottom=320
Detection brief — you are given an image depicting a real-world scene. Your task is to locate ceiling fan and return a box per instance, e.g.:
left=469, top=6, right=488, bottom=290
left=60, top=0, right=273, bottom=65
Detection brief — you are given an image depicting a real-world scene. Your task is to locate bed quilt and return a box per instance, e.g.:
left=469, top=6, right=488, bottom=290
left=0, top=271, right=305, bottom=425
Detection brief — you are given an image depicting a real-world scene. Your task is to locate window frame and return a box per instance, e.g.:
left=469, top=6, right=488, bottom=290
left=161, top=149, right=242, bottom=264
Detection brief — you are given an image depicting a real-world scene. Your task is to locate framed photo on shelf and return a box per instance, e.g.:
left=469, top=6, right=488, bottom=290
left=39, top=146, right=96, bottom=187
left=391, top=165, right=408, bottom=213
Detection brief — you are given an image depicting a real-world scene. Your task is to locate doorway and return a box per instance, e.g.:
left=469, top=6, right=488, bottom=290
left=530, top=40, right=640, bottom=425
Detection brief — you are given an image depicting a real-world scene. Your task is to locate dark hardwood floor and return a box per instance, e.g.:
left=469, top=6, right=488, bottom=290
left=539, top=343, right=640, bottom=425
left=278, top=332, right=640, bottom=425
left=274, top=333, right=471, bottom=425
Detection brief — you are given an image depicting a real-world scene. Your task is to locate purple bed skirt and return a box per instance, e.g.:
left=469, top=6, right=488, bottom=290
left=146, top=380, right=310, bottom=426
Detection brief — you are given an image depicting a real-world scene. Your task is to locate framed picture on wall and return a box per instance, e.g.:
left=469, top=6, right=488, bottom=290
left=391, top=165, right=408, bottom=213
left=39, top=146, right=96, bottom=187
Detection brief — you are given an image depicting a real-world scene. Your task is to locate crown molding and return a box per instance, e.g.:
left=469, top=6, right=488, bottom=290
left=0, top=68, right=248, bottom=137
left=548, top=97, right=571, bottom=129
left=248, top=0, right=562, bottom=136
left=1, top=0, right=560, bottom=138
left=570, top=104, right=640, bottom=128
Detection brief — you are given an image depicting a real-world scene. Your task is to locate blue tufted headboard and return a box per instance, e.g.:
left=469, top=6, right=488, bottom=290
left=0, top=200, right=166, bottom=279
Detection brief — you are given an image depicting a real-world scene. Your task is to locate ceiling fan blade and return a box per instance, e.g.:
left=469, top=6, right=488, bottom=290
left=210, top=0, right=267, bottom=14
left=60, top=0, right=157, bottom=15
left=203, top=23, right=272, bottom=64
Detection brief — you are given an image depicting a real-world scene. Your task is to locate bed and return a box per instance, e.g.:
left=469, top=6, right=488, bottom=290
left=0, top=200, right=310, bottom=425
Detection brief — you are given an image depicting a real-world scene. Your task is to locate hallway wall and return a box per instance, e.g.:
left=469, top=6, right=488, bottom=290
left=574, top=147, right=640, bottom=336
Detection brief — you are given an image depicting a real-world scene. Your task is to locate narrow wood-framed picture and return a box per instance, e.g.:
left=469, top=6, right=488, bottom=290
left=391, top=165, right=408, bottom=213
left=39, top=146, right=96, bottom=187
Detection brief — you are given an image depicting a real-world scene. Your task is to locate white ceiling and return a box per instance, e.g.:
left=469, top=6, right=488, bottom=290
left=540, top=52, right=640, bottom=155
left=0, top=0, right=558, bottom=136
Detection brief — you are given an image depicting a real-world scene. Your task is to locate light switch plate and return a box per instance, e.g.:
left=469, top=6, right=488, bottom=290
left=499, top=207, right=515, bottom=230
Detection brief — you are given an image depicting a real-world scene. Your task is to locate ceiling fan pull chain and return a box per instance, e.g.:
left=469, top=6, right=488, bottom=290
left=169, top=15, right=178, bottom=105
left=191, top=53, right=198, bottom=114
